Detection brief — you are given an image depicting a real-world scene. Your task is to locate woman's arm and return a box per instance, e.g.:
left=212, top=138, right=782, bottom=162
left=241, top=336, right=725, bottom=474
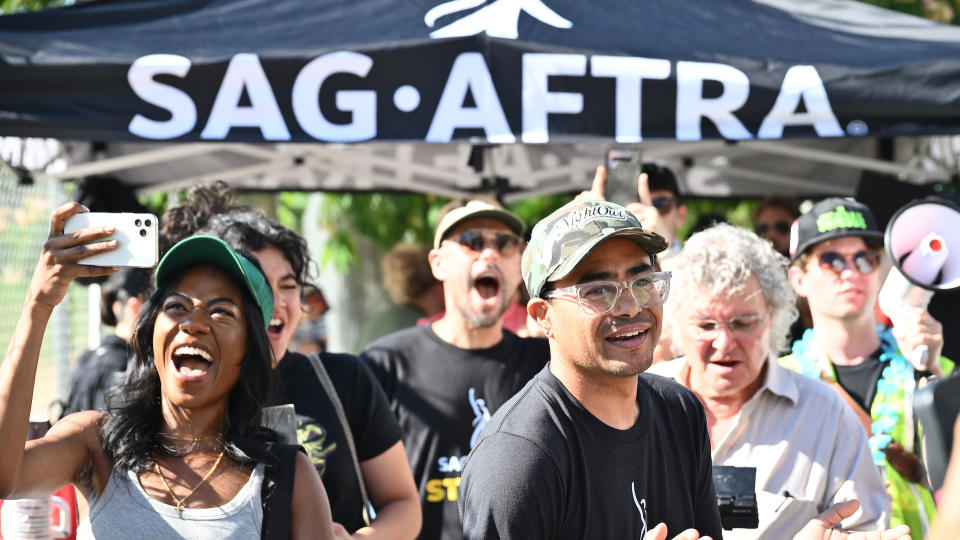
left=291, top=450, right=335, bottom=540
left=0, top=203, right=117, bottom=498
left=349, top=441, right=421, bottom=539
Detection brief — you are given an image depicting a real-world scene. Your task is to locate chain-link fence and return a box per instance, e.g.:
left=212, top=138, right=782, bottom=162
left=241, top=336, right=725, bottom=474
left=1, top=139, right=92, bottom=419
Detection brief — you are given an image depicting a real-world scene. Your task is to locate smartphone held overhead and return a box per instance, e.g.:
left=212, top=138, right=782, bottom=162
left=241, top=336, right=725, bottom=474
left=63, top=212, right=159, bottom=268
left=605, top=148, right=642, bottom=208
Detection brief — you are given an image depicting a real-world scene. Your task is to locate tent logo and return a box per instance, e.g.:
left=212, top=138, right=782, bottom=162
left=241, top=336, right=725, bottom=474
left=425, top=0, right=573, bottom=39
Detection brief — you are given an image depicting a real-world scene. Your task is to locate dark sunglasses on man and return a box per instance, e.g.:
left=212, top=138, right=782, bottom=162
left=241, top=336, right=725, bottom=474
left=755, top=221, right=791, bottom=236
left=447, top=230, right=523, bottom=255
left=816, top=250, right=880, bottom=275
left=651, top=196, right=676, bottom=215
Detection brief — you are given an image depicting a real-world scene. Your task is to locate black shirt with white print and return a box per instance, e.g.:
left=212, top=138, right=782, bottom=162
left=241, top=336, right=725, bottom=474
left=273, top=351, right=404, bottom=532
left=459, top=365, right=723, bottom=540
left=361, top=324, right=549, bottom=540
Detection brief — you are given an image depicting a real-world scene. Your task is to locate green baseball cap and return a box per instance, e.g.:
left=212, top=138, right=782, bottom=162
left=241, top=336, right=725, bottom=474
left=155, top=235, right=274, bottom=328
left=434, top=200, right=526, bottom=249
left=522, top=199, right=667, bottom=298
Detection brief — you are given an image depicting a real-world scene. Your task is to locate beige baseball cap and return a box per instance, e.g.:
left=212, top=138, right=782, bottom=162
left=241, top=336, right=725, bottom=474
left=433, top=200, right=526, bottom=249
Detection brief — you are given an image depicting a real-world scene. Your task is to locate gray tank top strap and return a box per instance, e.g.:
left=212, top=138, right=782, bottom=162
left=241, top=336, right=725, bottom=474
left=77, top=463, right=264, bottom=540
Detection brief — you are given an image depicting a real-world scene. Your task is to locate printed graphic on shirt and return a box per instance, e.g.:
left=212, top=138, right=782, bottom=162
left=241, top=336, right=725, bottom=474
left=632, top=482, right=649, bottom=538
left=426, top=386, right=491, bottom=503
left=469, top=387, right=492, bottom=448
left=426, top=476, right=462, bottom=503
left=296, top=417, right=336, bottom=476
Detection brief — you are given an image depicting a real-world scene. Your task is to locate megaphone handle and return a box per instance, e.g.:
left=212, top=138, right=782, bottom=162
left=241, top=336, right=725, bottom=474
left=912, top=345, right=929, bottom=371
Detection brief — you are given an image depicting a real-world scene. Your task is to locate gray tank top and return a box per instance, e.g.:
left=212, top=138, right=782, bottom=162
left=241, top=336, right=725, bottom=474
left=76, top=463, right=264, bottom=539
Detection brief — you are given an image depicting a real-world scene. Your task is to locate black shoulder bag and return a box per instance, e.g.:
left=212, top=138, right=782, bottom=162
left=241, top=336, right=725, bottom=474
left=260, top=442, right=302, bottom=540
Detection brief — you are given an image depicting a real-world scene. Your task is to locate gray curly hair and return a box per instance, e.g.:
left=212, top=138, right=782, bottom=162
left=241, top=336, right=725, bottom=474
left=670, top=223, right=798, bottom=355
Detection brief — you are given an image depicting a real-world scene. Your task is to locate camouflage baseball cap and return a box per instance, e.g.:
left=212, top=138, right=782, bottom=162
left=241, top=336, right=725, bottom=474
left=433, top=199, right=526, bottom=249
left=522, top=199, right=668, bottom=298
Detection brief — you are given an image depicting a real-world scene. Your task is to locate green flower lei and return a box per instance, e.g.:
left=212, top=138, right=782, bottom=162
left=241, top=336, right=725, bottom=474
left=790, top=326, right=913, bottom=465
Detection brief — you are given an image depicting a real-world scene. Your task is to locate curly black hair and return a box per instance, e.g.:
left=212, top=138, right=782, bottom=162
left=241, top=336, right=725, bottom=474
left=159, top=181, right=248, bottom=257
left=201, top=211, right=314, bottom=289
left=98, top=253, right=278, bottom=473
left=160, top=181, right=314, bottom=289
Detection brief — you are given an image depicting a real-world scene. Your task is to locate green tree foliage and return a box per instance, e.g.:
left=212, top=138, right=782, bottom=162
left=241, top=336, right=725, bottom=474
left=308, top=191, right=571, bottom=272
left=678, top=198, right=758, bottom=240
left=315, top=192, right=446, bottom=272
left=0, top=0, right=65, bottom=14
left=860, top=0, right=959, bottom=24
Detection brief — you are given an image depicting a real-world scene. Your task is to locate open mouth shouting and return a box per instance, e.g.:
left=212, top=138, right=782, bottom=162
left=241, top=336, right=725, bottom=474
left=267, top=317, right=285, bottom=340
left=472, top=270, right=503, bottom=303
left=171, top=343, right=214, bottom=382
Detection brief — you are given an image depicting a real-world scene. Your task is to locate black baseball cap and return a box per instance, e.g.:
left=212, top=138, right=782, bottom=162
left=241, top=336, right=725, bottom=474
left=789, top=198, right=883, bottom=263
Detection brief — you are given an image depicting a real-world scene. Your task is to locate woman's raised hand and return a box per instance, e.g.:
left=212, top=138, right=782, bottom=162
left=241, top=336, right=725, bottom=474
left=28, top=203, right=119, bottom=311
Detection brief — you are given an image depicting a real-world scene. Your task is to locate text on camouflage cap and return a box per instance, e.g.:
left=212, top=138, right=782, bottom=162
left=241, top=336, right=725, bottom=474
left=523, top=199, right=667, bottom=298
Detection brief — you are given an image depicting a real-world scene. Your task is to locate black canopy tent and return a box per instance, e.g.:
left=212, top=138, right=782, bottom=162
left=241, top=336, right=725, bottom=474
left=1, top=0, right=960, bottom=198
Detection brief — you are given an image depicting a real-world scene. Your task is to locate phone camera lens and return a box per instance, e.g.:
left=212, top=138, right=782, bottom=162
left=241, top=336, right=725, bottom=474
left=135, top=219, right=142, bottom=227
left=140, top=229, right=147, bottom=237
left=144, top=219, right=152, bottom=227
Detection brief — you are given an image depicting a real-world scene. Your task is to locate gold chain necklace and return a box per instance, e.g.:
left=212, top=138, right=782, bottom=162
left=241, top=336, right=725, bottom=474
left=154, top=449, right=225, bottom=518
left=159, top=433, right=219, bottom=442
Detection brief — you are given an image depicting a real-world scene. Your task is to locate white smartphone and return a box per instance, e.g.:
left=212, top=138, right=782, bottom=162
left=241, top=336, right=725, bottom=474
left=63, top=212, right=159, bottom=268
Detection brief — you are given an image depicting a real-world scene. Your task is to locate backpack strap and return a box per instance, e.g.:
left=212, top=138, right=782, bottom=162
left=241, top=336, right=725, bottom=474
left=307, top=353, right=373, bottom=526
left=260, top=443, right=301, bottom=540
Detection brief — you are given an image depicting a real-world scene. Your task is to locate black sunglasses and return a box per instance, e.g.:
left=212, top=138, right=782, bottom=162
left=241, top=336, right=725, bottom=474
left=755, top=221, right=791, bottom=236
left=817, top=250, right=880, bottom=275
left=651, top=196, right=676, bottom=215
left=449, top=230, right=522, bottom=255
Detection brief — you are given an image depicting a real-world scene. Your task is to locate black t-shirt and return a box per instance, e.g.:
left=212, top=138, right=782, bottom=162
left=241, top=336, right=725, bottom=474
left=65, top=334, right=130, bottom=415
left=459, top=365, right=723, bottom=540
left=361, top=325, right=550, bottom=540
left=833, top=349, right=884, bottom=412
left=272, top=351, right=404, bottom=531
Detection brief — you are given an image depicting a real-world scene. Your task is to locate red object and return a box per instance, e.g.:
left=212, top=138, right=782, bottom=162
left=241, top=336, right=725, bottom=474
left=0, top=421, right=77, bottom=539
left=54, top=485, right=79, bottom=540
left=875, top=299, right=893, bottom=328
left=0, top=485, right=78, bottom=539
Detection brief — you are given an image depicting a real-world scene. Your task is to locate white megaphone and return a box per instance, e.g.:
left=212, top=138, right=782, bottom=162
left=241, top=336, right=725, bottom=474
left=878, top=199, right=960, bottom=369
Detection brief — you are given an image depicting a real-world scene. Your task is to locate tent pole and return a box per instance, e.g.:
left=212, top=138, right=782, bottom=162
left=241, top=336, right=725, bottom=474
left=33, top=143, right=232, bottom=182
left=738, top=141, right=950, bottom=182
left=693, top=163, right=840, bottom=193
left=136, top=158, right=295, bottom=195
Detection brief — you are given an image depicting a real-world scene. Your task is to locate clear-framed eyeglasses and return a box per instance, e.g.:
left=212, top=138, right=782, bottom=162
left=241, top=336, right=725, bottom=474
left=543, top=272, right=671, bottom=315
left=691, top=312, right=768, bottom=341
